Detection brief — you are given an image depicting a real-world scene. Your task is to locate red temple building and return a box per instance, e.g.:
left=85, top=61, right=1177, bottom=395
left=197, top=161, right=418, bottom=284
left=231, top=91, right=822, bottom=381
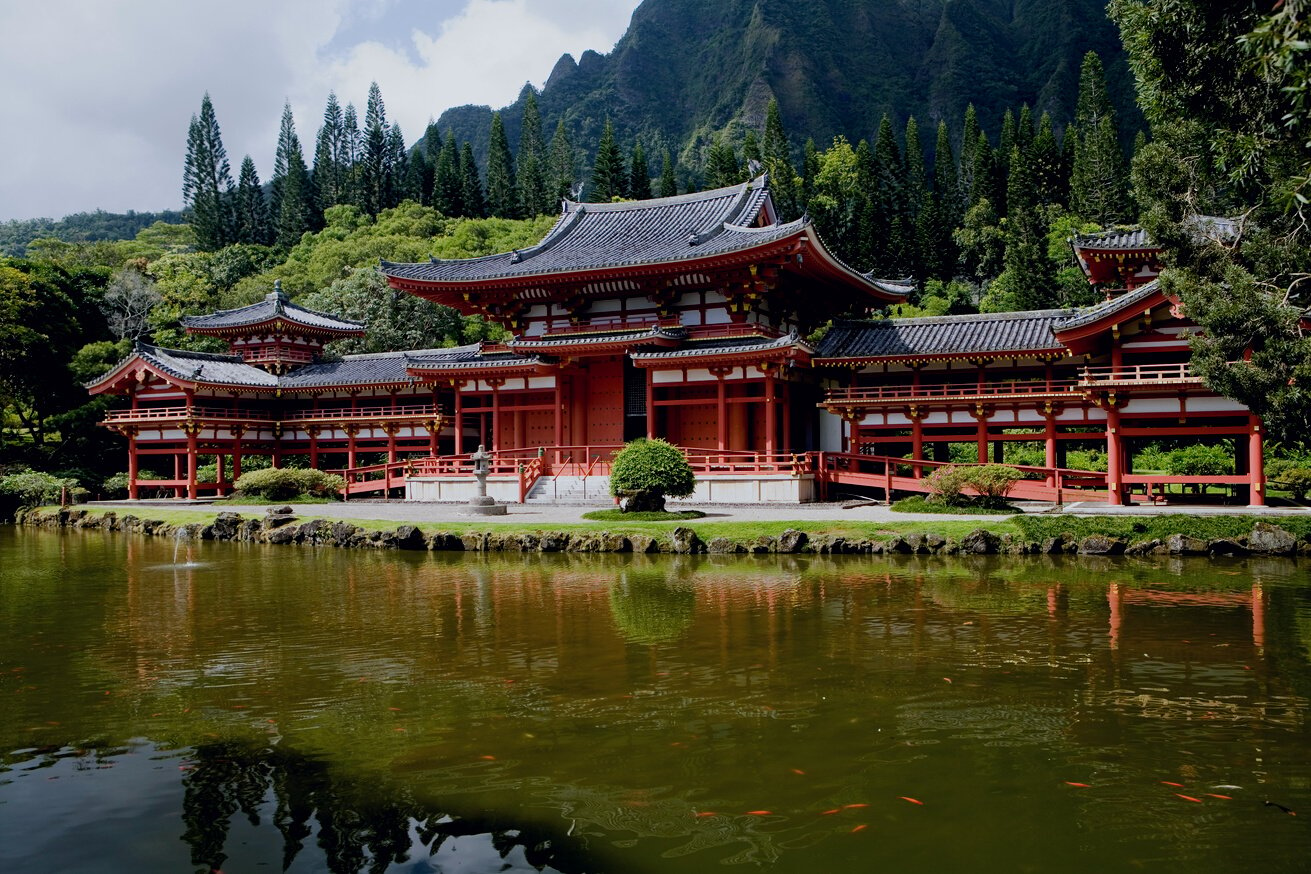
left=90, top=178, right=1265, bottom=505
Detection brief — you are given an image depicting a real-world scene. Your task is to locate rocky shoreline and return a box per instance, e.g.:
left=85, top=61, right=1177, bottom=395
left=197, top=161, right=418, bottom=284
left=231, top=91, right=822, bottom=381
left=14, top=506, right=1310, bottom=558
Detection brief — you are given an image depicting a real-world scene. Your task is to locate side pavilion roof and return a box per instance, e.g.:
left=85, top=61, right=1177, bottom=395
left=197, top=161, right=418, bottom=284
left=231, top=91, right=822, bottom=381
left=181, top=283, right=365, bottom=337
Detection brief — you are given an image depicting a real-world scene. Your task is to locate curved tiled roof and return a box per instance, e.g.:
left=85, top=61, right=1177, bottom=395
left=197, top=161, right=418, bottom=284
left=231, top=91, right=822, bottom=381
left=815, top=310, right=1075, bottom=361
left=630, top=333, right=808, bottom=361
left=1055, top=279, right=1163, bottom=332
left=510, top=325, right=687, bottom=351
left=406, top=345, right=543, bottom=372
left=133, top=343, right=278, bottom=387
left=382, top=177, right=802, bottom=283
left=181, top=284, right=365, bottom=335
left=1071, top=227, right=1152, bottom=251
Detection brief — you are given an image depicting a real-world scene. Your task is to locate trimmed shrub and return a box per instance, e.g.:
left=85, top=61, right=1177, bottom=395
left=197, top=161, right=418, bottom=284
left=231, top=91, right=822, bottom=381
left=965, top=464, right=1024, bottom=505
left=924, top=465, right=972, bottom=505
left=1279, top=467, right=1311, bottom=501
left=233, top=468, right=345, bottom=501
left=610, top=439, right=696, bottom=512
left=1166, top=444, right=1233, bottom=477
left=0, top=470, right=79, bottom=508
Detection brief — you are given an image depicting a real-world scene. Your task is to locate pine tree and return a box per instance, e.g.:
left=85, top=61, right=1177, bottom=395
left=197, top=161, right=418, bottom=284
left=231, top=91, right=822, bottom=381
left=659, top=151, right=678, bottom=197
left=853, top=138, right=883, bottom=272
left=742, top=129, right=761, bottom=167
left=988, top=145, right=1054, bottom=311
left=359, top=82, right=390, bottom=215
left=341, top=103, right=362, bottom=210
left=960, top=104, right=981, bottom=201
left=1069, top=52, right=1131, bottom=224
left=181, top=93, right=235, bottom=250
left=927, top=120, right=961, bottom=279
left=933, top=120, right=962, bottom=229
left=998, top=109, right=1016, bottom=180
left=761, top=98, right=801, bottom=219
left=403, top=146, right=431, bottom=205
left=484, top=112, right=517, bottom=217
left=269, top=104, right=316, bottom=246
left=433, top=131, right=463, bottom=217
left=547, top=120, right=576, bottom=202
left=459, top=142, right=485, bottom=218
left=517, top=91, right=549, bottom=216
left=1031, top=113, right=1063, bottom=207
left=801, top=138, right=819, bottom=211
left=902, top=117, right=928, bottom=280
left=313, top=92, right=348, bottom=211
left=590, top=120, right=626, bottom=200
left=628, top=142, right=652, bottom=200
left=384, top=122, right=407, bottom=209
left=873, top=115, right=909, bottom=274
left=704, top=136, right=741, bottom=189
left=234, top=155, right=271, bottom=245
left=1016, top=104, right=1035, bottom=154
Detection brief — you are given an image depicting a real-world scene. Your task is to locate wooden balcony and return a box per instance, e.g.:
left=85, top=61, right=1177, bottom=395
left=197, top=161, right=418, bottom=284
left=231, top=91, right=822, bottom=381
left=103, top=403, right=443, bottom=427
left=823, top=379, right=1078, bottom=408
left=1078, top=363, right=1200, bottom=387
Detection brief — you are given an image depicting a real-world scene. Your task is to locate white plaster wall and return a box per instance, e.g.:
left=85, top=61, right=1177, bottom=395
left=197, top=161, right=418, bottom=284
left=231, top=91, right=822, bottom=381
left=819, top=410, right=844, bottom=452
left=405, top=476, right=520, bottom=502
left=666, top=475, right=816, bottom=504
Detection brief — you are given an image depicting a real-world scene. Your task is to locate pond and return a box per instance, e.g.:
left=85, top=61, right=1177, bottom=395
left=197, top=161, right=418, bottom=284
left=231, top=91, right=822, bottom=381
left=1, top=527, right=1308, bottom=872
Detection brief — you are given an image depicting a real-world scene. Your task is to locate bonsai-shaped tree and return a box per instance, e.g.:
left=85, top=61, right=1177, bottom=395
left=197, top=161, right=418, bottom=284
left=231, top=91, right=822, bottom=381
left=609, top=438, right=696, bottom=513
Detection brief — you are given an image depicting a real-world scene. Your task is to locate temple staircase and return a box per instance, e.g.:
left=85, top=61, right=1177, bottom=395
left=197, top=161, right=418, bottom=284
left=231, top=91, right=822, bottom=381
left=524, top=475, right=613, bottom=505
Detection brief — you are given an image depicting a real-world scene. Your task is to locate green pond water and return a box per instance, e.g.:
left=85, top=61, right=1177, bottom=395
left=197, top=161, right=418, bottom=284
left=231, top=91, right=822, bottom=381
left=1, top=527, right=1309, bottom=873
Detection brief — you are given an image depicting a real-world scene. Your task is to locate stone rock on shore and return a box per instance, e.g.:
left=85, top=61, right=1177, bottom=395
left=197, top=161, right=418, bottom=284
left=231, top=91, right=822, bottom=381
left=1248, top=522, right=1297, bottom=555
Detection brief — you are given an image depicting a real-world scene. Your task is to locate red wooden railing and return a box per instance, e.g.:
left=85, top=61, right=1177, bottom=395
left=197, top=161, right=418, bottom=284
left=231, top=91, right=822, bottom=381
left=824, top=379, right=1075, bottom=404
left=104, top=403, right=443, bottom=425
left=1079, top=363, right=1198, bottom=384
left=814, top=451, right=1107, bottom=504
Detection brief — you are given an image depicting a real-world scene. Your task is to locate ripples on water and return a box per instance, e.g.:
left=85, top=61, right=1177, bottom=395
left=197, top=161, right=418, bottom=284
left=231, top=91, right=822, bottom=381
left=1, top=528, right=1309, bottom=873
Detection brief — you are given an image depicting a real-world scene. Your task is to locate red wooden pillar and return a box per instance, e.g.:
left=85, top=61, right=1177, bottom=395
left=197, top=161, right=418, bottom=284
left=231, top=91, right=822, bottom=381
left=781, top=381, right=791, bottom=451
left=491, top=381, right=501, bottom=451
left=216, top=454, right=225, bottom=486
left=645, top=369, right=655, bottom=440
left=232, top=431, right=243, bottom=482
left=910, top=410, right=923, bottom=478
left=1248, top=415, right=1265, bottom=507
left=186, top=428, right=199, bottom=500
left=764, top=370, right=777, bottom=455
left=173, top=453, right=183, bottom=498
left=309, top=428, right=320, bottom=470
left=453, top=386, right=464, bottom=455
left=1044, top=413, right=1057, bottom=479
left=976, top=415, right=988, bottom=464
left=716, top=373, right=727, bottom=450
left=347, top=426, right=358, bottom=470
left=1106, top=405, right=1124, bottom=505
left=127, top=430, right=139, bottom=499
left=387, top=426, right=398, bottom=463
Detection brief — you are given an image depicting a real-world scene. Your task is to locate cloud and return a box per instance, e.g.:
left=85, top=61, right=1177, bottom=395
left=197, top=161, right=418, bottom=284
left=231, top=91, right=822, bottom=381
left=0, top=0, right=639, bottom=221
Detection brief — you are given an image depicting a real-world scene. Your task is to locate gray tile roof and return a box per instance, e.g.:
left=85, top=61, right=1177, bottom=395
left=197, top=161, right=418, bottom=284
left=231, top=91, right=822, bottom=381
left=406, top=345, right=543, bottom=371
left=181, top=285, right=365, bottom=334
left=134, top=343, right=278, bottom=387
left=381, top=176, right=805, bottom=283
left=510, top=325, right=687, bottom=350
left=815, top=310, right=1075, bottom=361
left=1055, top=279, right=1162, bottom=331
left=1072, top=227, right=1152, bottom=251
left=630, top=333, right=807, bottom=361
left=277, top=349, right=451, bottom=389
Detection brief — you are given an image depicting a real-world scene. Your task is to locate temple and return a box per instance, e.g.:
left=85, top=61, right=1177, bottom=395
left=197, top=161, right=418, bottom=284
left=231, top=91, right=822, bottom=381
left=90, top=177, right=1265, bottom=505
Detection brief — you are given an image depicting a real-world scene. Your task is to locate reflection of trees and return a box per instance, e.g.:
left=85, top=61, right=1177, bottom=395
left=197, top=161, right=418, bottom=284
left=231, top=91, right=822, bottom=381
left=178, top=740, right=591, bottom=873
left=608, top=568, right=696, bottom=645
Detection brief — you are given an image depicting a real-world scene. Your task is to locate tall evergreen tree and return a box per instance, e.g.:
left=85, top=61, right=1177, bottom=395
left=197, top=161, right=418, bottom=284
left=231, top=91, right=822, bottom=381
left=998, top=109, right=1017, bottom=181
left=1016, top=104, right=1035, bottom=153
left=1069, top=51, right=1131, bottom=224
left=872, top=115, right=910, bottom=274
left=517, top=91, right=549, bottom=216
left=628, top=142, right=652, bottom=200
left=234, top=155, right=271, bottom=245
left=313, top=92, right=349, bottom=211
left=902, top=117, right=928, bottom=280
left=1031, top=113, right=1064, bottom=206
left=459, top=142, right=486, bottom=218
left=547, top=120, right=576, bottom=202
left=960, top=103, right=981, bottom=201
left=742, top=129, right=761, bottom=167
left=385, top=122, right=407, bottom=208
left=926, top=120, right=961, bottom=279
left=704, top=136, right=741, bottom=189
left=933, top=120, right=961, bottom=228
left=484, top=112, right=517, bottom=217
left=801, top=138, right=820, bottom=210
left=433, top=131, right=463, bottom=217
left=359, top=82, right=391, bottom=215
left=761, top=98, right=801, bottom=219
left=403, top=146, right=431, bottom=205
left=590, top=120, right=627, bottom=200
left=181, top=93, right=235, bottom=250
left=269, top=104, right=316, bottom=245
left=341, top=103, right=362, bottom=210
left=659, top=151, right=678, bottom=198
left=986, top=145, right=1053, bottom=311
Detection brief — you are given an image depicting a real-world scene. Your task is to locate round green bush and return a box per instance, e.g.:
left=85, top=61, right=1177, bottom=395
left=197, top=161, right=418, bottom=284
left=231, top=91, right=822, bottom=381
left=1165, top=444, right=1233, bottom=477
left=964, top=464, right=1024, bottom=504
left=233, top=468, right=345, bottom=501
left=1279, top=467, right=1311, bottom=501
left=609, top=439, right=696, bottom=500
left=924, top=465, right=971, bottom=505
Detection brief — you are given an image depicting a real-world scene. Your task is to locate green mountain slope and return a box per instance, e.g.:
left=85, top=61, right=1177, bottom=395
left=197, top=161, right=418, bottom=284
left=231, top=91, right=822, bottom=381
left=435, top=0, right=1138, bottom=180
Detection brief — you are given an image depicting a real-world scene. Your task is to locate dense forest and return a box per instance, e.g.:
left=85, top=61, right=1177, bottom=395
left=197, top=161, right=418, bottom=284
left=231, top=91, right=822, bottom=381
left=1, top=0, right=1308, bottom=499
left=0, top=209, right=185, bottom=257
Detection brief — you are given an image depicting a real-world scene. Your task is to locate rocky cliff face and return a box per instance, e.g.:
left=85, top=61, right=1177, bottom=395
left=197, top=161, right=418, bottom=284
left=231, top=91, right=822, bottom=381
left=433, top=0, right=1138, bottom=174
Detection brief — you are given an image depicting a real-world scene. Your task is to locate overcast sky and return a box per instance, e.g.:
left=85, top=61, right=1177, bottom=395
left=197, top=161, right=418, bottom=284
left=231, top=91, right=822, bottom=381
left=0, top=0, right=641, bottom=222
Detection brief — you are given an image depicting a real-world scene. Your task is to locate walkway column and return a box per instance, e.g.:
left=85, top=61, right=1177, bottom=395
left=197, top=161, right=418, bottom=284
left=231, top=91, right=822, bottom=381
left=454, top=386, right=464, bottom=455
left=555, top=375, right=565, bottom=449
left=231, top=429, right=243, bottom=482
left=215, top=454, right=225, bottom=487
left=490, top=380, right=502, bottom=452
left=308, top=427, right=320, bottom=470
left=387, top=424, right=398, bottom=463
left=185, top=426, right=199, bottom=500
left=1248, top=415, right=1266, bottom=507
left=127, top=429, right=139, bottom=499
left=764, top=370, right=777, bottom=455
left=716, top=373, right=727, bottom=450
left=976, top=409, right=988, bottom=464
left=346, top=425, right=358, bottom=470
left=910, top=408, right=923, bottom=478
left=645, top=369, right=655, bottom=440
left=1106, top=405, right=1124, bottom=505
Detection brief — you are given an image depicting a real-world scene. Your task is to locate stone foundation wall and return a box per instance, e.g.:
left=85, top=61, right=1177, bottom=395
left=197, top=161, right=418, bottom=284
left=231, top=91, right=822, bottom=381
left=14, top=507, right=1310, bottom=559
